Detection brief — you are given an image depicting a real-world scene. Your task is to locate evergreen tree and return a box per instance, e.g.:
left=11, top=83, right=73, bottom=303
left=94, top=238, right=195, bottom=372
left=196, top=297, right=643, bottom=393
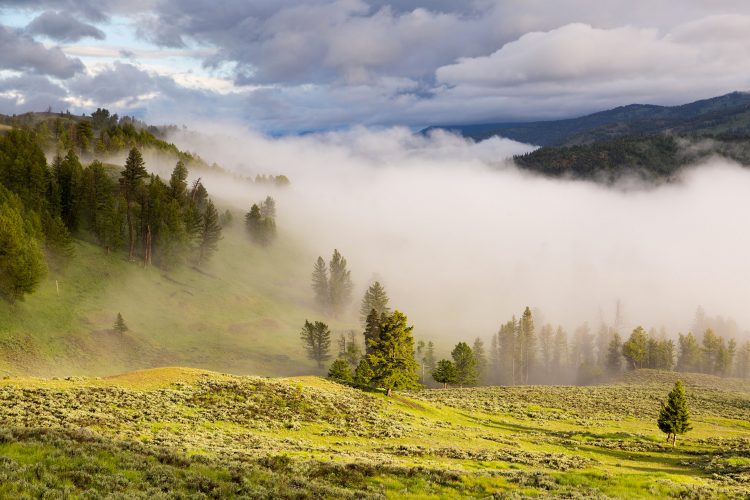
left=260, top=196, right=276, bottom=219
left=432, top=359, right=457, bottom=388
left=366, top=310, right=420, bottom=394
left=424, top=341, right=437, bottom=383
left=606, top=332, right=623, bottom=374
left=196, top=199, right=222, bottom=265
left=299, top=320, right=331, bottom=369
left=735, top=341, right=750, bottom=379
left=363, top=309, right=381, bottom=355
left=0, top=199, right=46, bottom=303
left=473, top=337, right=487, bottom=384
left=328, top=249, right=353, bottom=317
left=55, top=149, right=83, bottom=232
left=113, top=313, right=128, bottom=334
left=169, top=161, right=188, bottom=204
left=219, top=209, right=233, bottom=227
left=622, top=326, right=648, bottom=369
left=498, top=317, right=517, bottom=384
left=452, top=342, right=478, bottom=387
left=701, top=329, right=721, bottom=374
left=538, top=324, right=554, bottom=381
left=552, top=325, right=569, bottom=378
left=657, top=380, right=692, bottom=446
left=359, top=281, right=390, bottom=325
left=354, top=358, right=374, bottom=385
left=677, top=332, right=702, bottom=373
left=518, top=306, right=535, bottom=384
left=311, top=256, right=329, bottom=312
left=120, top=148, right=147, bottom=261
left=328, top=358, right=353, bottom=382
left=245, top=200, right=276, bottom=246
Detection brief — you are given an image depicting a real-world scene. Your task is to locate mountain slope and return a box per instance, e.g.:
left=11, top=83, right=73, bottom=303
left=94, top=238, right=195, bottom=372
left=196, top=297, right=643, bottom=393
left=424, top=91, right=750, bottom=146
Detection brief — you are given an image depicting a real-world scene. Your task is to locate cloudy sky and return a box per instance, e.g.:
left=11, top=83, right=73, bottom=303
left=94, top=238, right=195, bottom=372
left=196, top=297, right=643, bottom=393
left=2, top=0, right=750, bottom=132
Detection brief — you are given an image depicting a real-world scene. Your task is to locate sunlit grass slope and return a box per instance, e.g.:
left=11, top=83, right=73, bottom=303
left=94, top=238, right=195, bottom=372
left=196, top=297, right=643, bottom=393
left=0, top=368, right=748, bottom=497
left=0, top=224, right=342, bottom=377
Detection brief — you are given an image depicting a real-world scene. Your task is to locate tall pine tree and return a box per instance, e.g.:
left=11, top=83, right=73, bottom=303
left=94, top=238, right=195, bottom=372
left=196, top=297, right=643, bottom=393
left=120, top=148, right=147, bottom=261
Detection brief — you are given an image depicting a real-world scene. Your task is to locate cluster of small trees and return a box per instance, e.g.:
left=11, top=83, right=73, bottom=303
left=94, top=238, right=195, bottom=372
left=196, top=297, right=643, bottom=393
left=0, top=128, right=223, bottom=303
left=302, top=309, right=420, bottom=394
left=311, top=250, right=353, bottom=316
left=244, top=196, right=277, bottom=246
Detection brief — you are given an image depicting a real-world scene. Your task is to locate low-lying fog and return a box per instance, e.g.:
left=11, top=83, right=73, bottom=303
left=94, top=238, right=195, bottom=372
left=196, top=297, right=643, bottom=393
left=167, top=125, right=750, bottom=340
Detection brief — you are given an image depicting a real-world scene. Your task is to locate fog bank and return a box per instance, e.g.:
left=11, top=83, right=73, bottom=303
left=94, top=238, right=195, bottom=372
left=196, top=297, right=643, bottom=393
left=169, top=125, right=750, bottom=340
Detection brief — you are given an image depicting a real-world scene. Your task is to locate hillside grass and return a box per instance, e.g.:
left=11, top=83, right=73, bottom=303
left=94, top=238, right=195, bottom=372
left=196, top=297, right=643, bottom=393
left=0, top=367, right=748, bottom=498
left=0, top=224, right=347, bottom=377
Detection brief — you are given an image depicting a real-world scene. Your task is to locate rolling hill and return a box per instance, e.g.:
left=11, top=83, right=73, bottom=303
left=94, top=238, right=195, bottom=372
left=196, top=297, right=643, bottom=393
left=0, top=367, right=747, bottom=497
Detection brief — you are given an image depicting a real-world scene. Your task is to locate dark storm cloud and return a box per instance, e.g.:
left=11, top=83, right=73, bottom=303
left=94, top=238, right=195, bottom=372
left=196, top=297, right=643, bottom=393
left=0, top=24, right=84, bottom=78
left=26, top=11, right=105, bottom=42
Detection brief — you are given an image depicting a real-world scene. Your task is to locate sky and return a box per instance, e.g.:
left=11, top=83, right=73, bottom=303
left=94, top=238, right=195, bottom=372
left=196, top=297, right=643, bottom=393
left=2, top=1, right=750, bottom=132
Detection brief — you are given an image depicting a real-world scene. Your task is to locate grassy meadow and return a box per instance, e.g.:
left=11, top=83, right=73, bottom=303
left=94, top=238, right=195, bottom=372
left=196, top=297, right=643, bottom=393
left=0, top=223, right=335, bottom=377
left=0, top=367, right=747, bottom=498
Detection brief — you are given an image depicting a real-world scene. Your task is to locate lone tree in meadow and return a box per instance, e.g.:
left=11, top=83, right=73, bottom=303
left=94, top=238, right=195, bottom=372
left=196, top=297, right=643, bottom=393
left=113, top=313, right=128, bottom=334
left=367, top=310, right=420, bottom=394
left=300, top=320, right=331, bottom=369
left=328, top=358, right=353, bottom=382
left=657, top=380, right=692, bottom=446
left=432, top=359, right=457, bottom=388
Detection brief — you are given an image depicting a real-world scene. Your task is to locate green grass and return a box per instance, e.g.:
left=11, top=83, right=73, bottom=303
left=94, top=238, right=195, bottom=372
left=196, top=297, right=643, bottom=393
left=0, top=224, right=350, bottom=377
left=0, top=367, right=748, bottom=497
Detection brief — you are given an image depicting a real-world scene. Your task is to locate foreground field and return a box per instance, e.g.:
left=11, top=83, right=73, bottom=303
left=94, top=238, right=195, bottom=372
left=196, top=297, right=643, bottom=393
left=0, top=368, right=748, bottom=498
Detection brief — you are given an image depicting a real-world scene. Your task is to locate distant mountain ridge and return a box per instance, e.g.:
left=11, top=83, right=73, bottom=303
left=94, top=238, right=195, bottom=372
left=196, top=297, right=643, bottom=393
left=423, top=91, right=750, bottom=146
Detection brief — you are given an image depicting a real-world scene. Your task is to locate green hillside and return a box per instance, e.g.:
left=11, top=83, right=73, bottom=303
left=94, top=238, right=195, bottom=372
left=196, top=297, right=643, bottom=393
left=0, top=224, right=335, bottom=377
left=0, top=367, right=747, bottom=497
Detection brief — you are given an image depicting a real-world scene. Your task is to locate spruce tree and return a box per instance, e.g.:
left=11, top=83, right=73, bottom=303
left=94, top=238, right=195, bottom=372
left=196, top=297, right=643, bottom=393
left=657, top=380, right=692, bottom=446
left=169, top=161, right=188, bottom=204
left=452, top=342, right=478, bottom=387
left=300, top=320, right=331, bottom=368
left=518, top=307, right=535, bottom=384
left=0, top=199, right=46, bottom=303
left=606, top=332, right=623, bottom=374
left=196, top=199, right=222, bottom=265
left=311, top=256, right=329, bottom=311
left=473, top=337, right=487, bottom=384
left=120, top=148, right=147, bottom=261
left=328, top=249, right=353, bottom=317
left=623, top=326, right=648, bottom=369
left=432, top=359, right=457, bottom=388
left=328, top=358, right=353, bottom=382
left=359, top=281, right=390, bottom=325
left=367, top=310, right=420, bottom=393
left=113, top=313, right=128, bottom=334
left=354, top=358, right=374, bottom=385
left=363, top=309, right=380, bottom=355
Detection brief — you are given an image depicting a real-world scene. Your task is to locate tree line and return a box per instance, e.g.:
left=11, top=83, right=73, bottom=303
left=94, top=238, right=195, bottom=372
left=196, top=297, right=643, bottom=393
left=0, top=128, right=224, bottom=303
left=430, top=307, right=750, bottom=388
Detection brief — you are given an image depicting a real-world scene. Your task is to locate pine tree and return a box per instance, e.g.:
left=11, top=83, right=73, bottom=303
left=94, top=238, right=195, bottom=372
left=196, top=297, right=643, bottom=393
left=359, top=281, right=390, bottom=325
left=363, top=309, right=381, bottom=355
left=432, top=359, right=457, bottom=388
left=677, top=332, right=702, bottom=373
left=657, top=380, right=692, bottom=446
left=701, top=329, right=721, bottom=374
left=518, top=307, right=535, bottom=384
left=452, top=342, right=478, bottom=387
left=328, top=249, right=353, bottom=317
left=328, top=358, right=353, bottom=382
left=354, top=358, right=374, bottom=385
left=169, top=161, right=188, bottom=204
left=299, top=320, right=331, bottom=369
left=606, top=332, right=623, bottom=374
left=196, top=199, right=222, bottom=265
left=367, top=310, right=420, bottom=394
left=113, top=313, right=128, bottom=334
left=473, top=337, right=487, bottom=384
left=623, top=326, right=648, bottom=369
left=424, top=341, right=436, bottom=378
left=311, top=256, right=329, bottom=311
left=0, top=199, right=46, bottom=303
left=120, top=148, right=147, bottom=261
left=552, top=325, right=569, bottom=378
left=260, top=196, right=276, bottom=219
left=538, top=324, right=554, bottom=381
